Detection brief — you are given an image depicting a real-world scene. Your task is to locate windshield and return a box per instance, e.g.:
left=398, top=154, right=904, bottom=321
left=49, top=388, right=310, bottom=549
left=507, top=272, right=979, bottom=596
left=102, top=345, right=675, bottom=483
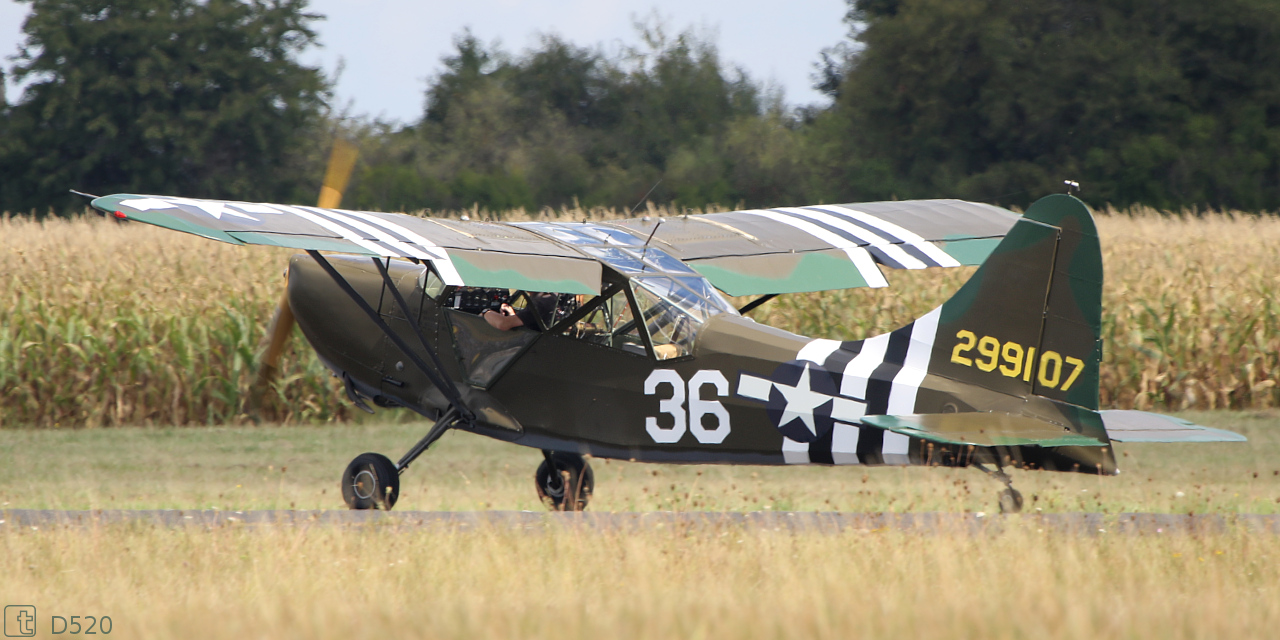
left=516, top=220, right=738, bottom=359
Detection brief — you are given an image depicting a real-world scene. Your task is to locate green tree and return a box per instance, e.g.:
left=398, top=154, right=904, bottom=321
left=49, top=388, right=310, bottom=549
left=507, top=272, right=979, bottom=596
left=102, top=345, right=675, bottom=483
left=0, top=0, right=330, bottom=214
left=348, top=24, right=807, bottom=213
left=812, top=0, right=1280, bottom=210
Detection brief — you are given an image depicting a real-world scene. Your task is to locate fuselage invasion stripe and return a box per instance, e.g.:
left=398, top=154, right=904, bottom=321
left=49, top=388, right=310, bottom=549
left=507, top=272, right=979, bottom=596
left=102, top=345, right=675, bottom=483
left=886, top=306, right=942, bottom=416
left=797, top=339, right=843, bottom=365
left=840, top=333, right=890, bottom=400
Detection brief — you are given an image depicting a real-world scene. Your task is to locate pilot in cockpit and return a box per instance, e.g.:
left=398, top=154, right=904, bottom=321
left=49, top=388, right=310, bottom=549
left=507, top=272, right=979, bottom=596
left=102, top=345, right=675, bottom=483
left=482, top=291, right=559, bottom=332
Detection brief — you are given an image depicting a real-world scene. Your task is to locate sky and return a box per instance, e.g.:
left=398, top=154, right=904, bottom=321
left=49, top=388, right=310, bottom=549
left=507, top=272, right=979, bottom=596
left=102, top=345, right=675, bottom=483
left=0, top=0, right=851, bottom=124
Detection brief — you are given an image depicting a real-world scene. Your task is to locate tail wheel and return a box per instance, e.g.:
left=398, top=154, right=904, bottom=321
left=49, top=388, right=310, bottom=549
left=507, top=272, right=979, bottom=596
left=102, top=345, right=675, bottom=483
left=342, top=452, right=400, bottom=510
left=998, top=487, right=1024, bottom=514
left=535, top=452, right=593, bottom=512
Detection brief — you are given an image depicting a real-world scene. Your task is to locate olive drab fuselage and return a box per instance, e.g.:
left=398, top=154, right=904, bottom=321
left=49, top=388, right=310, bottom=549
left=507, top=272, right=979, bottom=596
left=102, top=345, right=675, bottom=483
left=286, top=253, right=1117, bottom=476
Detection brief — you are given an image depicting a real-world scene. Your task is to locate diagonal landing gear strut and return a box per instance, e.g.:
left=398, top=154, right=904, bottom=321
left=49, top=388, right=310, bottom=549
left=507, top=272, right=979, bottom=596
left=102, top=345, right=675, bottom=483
left=308, top=251, right=475, bottom=511
left=397, top=406, right=461, bottom=473
left=974, top=460, right=1024, bottom=513
left=341, top=405, right=463, bottom=511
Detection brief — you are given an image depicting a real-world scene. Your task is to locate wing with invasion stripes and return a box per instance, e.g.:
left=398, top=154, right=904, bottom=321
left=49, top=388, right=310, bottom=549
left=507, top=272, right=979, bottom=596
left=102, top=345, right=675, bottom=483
left=93, top=194, right=1019, bottom=297
left=91, top=194, right=604, bottom=295
left=608, top=200, right=1021, bottom=295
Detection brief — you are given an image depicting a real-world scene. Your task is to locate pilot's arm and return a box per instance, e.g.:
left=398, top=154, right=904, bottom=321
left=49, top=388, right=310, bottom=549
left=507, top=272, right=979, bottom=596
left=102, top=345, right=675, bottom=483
left=482, top=305, right=526, bottom=330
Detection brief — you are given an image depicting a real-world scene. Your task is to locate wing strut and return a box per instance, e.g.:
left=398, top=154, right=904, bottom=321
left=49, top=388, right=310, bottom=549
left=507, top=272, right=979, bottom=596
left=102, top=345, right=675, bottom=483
left=737, top=293, right=777, bottom=315
left=305, top=250, right=474, bottom=425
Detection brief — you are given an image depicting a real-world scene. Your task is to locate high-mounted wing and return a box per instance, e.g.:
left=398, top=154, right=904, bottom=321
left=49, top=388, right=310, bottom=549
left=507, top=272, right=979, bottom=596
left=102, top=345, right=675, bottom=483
left=94, top=194, right=1021, bottom=297
left=607, top=200, right=1021, bottom=295
left=91, top=194, right=602, bottom=295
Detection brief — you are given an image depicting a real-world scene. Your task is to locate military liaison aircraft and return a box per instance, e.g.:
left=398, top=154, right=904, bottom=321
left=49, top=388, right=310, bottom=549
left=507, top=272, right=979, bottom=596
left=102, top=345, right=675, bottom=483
left=90, top=192, right=1245, bottom=512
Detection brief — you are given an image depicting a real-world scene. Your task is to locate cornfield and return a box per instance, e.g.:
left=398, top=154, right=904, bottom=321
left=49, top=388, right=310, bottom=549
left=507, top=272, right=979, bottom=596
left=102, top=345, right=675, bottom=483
left=2, top=204, right=1278, bottom=427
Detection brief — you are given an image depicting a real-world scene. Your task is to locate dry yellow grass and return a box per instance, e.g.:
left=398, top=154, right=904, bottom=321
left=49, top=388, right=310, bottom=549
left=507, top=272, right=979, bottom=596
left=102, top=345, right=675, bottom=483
left=2, top=205, right=1279, bottom=427
left=0, top=523, right=1276, bottom=640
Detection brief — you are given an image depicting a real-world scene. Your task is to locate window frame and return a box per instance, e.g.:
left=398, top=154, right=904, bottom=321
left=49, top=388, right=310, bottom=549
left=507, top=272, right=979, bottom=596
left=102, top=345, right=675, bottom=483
left=549, top=281, right=659, bottom=360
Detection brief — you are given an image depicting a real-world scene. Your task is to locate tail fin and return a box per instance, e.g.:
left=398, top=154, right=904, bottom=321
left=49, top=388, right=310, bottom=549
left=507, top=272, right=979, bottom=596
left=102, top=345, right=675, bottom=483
left=931, top=194, right=1103, bottom=409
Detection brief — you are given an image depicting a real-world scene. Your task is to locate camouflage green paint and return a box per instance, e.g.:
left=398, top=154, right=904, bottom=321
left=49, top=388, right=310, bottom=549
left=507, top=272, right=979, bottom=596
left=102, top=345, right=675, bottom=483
left=690, top=250, right=870, bottom=296
left=938, top=237, right=1002, bottom=265
left=446, top=249, right=600, bottom=295
left=232, top=231, right=375, bottom=255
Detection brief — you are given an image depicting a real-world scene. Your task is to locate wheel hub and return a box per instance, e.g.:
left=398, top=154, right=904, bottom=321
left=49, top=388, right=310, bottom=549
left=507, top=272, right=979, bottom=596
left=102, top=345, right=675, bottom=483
left=353, top=469, right=377, bottom=500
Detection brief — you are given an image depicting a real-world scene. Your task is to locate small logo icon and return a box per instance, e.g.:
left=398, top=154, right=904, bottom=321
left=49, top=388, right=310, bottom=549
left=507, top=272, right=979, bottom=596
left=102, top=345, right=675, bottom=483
left=3, top=606, right=36, bottom=637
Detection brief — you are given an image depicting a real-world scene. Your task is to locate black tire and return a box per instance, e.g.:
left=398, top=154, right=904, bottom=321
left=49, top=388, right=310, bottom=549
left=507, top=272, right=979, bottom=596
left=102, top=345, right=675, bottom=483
left=998, top=487, right=1024, bottom=514
left=535, top=452, right=593, bottom=512
left=342, top=452, right=400, bottom=510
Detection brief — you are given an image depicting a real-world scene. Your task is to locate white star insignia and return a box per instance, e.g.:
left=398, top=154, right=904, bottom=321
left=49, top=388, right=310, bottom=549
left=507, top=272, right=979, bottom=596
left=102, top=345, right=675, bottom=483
left=118, top=197, right=261, bottom=221
left=117, top=197, right=175, bottom=211
left=774, top=362, right=833, bottom=436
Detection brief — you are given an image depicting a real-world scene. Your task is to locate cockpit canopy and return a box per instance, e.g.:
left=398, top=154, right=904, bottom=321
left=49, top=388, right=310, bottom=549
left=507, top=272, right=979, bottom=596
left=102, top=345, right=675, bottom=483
left=628, top=274, right=736, bottom=359
left=425, top=220, right=739, bottom=361
left=511, top=220, right=739, bottom=359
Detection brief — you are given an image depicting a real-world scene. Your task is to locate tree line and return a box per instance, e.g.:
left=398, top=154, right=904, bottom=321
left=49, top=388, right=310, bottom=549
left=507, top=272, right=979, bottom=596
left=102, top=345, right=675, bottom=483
left=2, top=0, right=1278, bottom=215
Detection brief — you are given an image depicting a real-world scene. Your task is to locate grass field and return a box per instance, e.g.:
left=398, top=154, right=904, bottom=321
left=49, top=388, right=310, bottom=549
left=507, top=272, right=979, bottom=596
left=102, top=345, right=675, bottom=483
left=1, top=411, right=1277, bottom=514
left=2, top=521, right=1277, bottom=639
left=3, top=205, right=1279, bottom=428
left=1, top=414, right=1279, bottom=639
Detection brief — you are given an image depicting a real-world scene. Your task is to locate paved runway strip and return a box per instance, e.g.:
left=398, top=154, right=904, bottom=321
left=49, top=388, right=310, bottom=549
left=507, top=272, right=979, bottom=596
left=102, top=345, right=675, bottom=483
left=1, top=510, right=1277, bottom=534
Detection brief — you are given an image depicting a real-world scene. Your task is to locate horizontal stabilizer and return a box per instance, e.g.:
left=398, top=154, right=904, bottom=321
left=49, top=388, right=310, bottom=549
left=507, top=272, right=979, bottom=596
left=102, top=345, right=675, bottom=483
left=1100, top=411, right=1247, bottom=443
left=861, top=412, right=1107, bottom=448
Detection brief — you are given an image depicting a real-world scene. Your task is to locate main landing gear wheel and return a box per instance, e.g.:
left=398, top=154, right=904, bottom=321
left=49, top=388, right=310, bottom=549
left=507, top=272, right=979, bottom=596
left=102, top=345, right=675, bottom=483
left=536, top=451, right=593, bottom=512
left=998, top=487, right=1024, bottom=514
left=342, top=452, right=400, bottom=510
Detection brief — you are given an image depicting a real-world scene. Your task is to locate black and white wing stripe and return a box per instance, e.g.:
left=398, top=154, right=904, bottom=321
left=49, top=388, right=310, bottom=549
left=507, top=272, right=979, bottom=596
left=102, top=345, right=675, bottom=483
left=92, top=194, right=605, bottom=294
left=611, top=199, right=1020, bottom=295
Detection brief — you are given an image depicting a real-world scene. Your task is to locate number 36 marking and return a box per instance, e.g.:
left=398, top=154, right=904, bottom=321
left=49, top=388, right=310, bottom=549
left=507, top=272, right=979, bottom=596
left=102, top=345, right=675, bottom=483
left=950, top=330, right=1085, bottom=391
left=644, top=370, right=731, bottom=444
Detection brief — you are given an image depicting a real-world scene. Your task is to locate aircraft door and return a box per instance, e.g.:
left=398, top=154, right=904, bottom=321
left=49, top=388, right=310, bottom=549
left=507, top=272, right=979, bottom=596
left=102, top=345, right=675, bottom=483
left=491, top=285, right=657, bottom=442
left=446, top=309, right=539, bottom=387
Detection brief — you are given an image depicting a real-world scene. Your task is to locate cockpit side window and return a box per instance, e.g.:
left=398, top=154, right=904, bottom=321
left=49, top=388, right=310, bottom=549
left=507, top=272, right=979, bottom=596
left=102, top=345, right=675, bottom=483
left=630, top=283, right=694, bottom=360
left=626, top=274, right=735, bottom=360
left=417, top=267, right=445, bottom=299
left=559, top=288, right=647, bottom=357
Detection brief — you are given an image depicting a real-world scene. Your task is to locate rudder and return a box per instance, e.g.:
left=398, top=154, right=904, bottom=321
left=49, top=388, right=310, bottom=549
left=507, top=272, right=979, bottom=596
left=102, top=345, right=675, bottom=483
left=930, top=195, right=1103, bottom=409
